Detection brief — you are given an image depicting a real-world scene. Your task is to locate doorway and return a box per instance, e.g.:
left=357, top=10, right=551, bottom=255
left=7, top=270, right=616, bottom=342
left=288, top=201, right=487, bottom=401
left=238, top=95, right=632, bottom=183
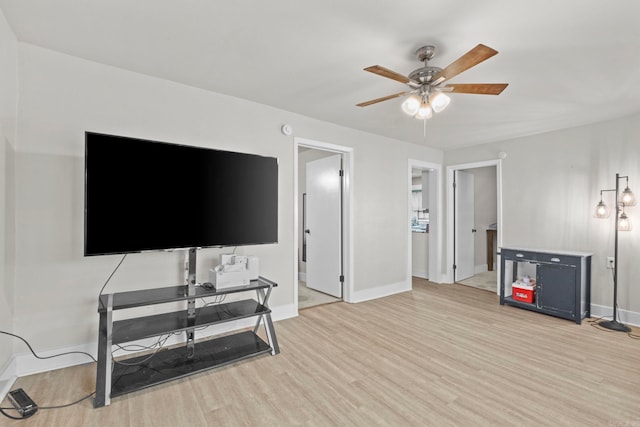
left=446, top=160, right=502, bottom=293
left=295, top=138, right=353, bottom=311
left=408, top=160, right=442, bottom=284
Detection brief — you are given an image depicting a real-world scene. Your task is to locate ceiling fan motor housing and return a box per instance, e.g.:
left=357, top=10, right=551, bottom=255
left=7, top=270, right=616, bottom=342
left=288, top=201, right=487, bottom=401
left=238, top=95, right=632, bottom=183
left=410, top=45, right=442, bottom=84
left=408, top=66, right=443, bottom=84
left=415, top=45, right=436, bottom=62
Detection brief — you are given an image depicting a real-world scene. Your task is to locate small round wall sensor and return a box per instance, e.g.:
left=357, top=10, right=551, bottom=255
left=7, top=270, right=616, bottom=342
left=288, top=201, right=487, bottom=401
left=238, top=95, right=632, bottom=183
left=281, top=124, right=293, bottom=136
left=498, top=151, right=507, bottom=159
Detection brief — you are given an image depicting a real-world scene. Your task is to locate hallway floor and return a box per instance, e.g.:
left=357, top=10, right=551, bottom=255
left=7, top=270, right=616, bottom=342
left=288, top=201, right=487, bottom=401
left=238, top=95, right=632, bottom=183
left=458, top=270, right=498, bottom=293
left=298, top=281, right=341, bottom=309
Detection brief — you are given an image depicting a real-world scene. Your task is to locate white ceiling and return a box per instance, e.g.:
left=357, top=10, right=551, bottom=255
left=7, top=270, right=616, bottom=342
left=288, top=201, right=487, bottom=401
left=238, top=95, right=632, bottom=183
left=2, top=0, right=639, bottom=151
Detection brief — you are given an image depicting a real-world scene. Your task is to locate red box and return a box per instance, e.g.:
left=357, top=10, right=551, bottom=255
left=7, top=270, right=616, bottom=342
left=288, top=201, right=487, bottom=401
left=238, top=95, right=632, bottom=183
left=512, top=282, right=535, bottom=303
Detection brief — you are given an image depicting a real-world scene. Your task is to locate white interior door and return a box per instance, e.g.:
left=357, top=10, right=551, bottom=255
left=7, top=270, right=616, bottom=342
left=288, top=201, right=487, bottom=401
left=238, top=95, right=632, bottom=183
left=455, top=170, right=475, bottom=281
left=305, top=154, right=342, bottom=298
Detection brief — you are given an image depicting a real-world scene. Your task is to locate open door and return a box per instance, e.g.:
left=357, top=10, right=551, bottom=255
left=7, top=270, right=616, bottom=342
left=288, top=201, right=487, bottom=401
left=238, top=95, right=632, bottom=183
left=305, top=154, right=343, bottom=298
left=455, top=170, right=475, bottom=281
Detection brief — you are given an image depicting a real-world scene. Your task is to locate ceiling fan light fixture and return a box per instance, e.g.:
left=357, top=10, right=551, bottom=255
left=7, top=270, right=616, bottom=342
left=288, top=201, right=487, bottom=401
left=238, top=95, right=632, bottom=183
left=430, top=92, right=450, bottom=113
left=401, top=96, right=421, bottom=115
left=414, top=102, right=433, bottom=120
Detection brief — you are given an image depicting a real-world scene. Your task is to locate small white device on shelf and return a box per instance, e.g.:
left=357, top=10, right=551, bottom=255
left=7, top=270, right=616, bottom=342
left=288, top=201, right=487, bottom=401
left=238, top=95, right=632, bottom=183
left=209, top=254, right=259, bottom=290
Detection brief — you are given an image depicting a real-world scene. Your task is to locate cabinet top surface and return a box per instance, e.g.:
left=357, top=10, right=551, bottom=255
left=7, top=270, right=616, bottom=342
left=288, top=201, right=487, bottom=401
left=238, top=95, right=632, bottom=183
left=500, top=247, right=593, bottom=257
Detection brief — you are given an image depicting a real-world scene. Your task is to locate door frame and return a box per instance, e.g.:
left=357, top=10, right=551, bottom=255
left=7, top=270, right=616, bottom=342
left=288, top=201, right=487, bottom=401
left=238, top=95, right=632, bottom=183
left=408, top=159, right=443, bottom=284
left=294, top=137, right=353, bottom=310
left=446, top=159, right=503, bottom=291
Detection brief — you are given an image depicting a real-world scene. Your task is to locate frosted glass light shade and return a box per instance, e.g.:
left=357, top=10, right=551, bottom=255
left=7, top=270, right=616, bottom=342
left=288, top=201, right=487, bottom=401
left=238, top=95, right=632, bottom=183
left=594, top=201, right=610, bottom=218
left=618, top=211, right=632, bottom=231
left=401, top=96, right=421, bottom=115
left=620, top=187, right=636, bottom=206
left=414, top=103, right=433, bottom=120
left=430, top=92, right=451, bottom=113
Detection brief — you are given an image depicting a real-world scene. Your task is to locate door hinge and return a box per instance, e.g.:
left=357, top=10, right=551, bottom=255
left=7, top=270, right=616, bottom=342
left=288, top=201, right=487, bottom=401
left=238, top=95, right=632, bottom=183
left=453, top=264, right=457, bottom=270
left=339, top=275, right=344, bottom=283
left=453, top=182, right=457, bottom=189
left=339, top=169, right=344, bottom=177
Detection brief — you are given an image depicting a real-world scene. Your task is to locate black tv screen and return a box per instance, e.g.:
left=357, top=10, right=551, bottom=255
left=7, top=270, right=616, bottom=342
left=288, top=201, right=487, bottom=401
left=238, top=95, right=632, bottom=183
left=84, top=132, right=278, bottom=256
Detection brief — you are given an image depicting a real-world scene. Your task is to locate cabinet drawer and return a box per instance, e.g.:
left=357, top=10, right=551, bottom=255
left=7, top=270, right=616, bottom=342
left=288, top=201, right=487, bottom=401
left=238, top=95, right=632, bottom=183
left=501, top=249, right=537, bottom=261
left=535, top=253, right=579, bottom=266
left=501, top=249, right=578, bottom=266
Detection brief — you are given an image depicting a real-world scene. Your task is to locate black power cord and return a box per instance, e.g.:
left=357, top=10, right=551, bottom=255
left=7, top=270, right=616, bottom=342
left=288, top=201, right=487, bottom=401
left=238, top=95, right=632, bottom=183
left=0, top=252, right=129, bottom=419
left=588, top=268, right=639, bottom=338
left=0, top=391, right=96, bottom=419
left=0, top=407, right=31, bottom=420
left=0, top=332, right=97, bottom=420
left=0, top=331, right=97, bottom=363
left=99, top=253, right=127, bottom=296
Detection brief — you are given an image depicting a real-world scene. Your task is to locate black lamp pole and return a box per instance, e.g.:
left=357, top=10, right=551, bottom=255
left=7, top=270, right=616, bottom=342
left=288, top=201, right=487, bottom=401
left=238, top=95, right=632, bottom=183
left=598, top=173, right=631, bottom=332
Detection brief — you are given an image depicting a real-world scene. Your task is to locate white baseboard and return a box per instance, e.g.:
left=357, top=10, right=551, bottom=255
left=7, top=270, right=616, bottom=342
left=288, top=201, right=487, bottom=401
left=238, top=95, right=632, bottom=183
left=272, top=303, right=298, bottom=321
left=474, top=264, right=489, bottom=274
left=14, top=342, right=97, bottom=378
left=0, top=357, right=17, bottom=402
left=590, top=304, right=640, bottom=327
left=411, top=270, right=428, bottom=279
left=350, top=280, right=411, bottom=303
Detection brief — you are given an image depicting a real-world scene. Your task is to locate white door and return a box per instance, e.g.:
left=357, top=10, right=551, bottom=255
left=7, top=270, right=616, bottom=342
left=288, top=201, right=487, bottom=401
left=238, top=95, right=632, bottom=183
left=455, top=170, right=475, bottom=281
left=305, top=154, right=342, bottom=298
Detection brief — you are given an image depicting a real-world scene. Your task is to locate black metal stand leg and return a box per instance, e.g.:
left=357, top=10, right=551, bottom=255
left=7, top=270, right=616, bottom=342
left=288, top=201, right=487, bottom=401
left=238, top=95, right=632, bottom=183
left=185, top=249, right=197, bottom=359
left=253, top=286, right=272, bottom=332
left=252, top=285, right=279, bottom=354
left=263, top=313, right=280, bottom=355
left=94, top=294, right=113, bottom=408
left=253, top=289, right=264, bottom=333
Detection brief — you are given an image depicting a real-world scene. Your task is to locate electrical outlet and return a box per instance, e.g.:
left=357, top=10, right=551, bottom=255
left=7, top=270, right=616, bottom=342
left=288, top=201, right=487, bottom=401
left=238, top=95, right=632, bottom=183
left=607, top=257, right=615, bottom=269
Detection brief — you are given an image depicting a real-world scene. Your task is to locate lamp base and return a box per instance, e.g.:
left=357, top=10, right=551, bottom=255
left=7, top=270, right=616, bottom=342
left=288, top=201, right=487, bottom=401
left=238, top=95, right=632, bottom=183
left=598, top=319, right=631, bottom=332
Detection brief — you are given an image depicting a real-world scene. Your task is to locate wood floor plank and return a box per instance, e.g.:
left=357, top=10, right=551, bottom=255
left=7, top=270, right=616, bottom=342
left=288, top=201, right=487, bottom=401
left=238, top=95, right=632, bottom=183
left=1, top=279, right=639, bottom=426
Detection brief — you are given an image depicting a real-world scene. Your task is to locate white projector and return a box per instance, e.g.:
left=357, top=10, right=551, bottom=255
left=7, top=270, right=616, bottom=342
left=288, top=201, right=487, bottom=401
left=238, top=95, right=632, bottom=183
left=209, top=254, right=259, bottom=291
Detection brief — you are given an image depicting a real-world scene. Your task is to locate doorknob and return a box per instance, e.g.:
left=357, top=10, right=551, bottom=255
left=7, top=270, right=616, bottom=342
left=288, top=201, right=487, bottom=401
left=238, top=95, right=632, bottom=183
left=305, top=229, right=311, bottom=234
left=472, top=228, right=477, bottom=233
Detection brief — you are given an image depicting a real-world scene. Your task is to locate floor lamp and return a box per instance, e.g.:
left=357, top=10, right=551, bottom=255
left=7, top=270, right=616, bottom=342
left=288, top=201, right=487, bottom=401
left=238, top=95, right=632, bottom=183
left=593, top=173, right=635, bottom=332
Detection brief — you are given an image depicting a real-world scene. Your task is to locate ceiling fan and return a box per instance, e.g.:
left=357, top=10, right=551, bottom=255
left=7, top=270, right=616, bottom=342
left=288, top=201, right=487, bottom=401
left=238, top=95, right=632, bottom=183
left=357, top=44, right=508, bottom=120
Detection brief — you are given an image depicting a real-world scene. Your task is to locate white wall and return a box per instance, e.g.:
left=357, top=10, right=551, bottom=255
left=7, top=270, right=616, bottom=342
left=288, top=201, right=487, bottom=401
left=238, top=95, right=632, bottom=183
left=9, top=43, right=442, bottom=369
left=445, top=114, right=640, bottom=321
left=0, top=6, right=18, bottom=384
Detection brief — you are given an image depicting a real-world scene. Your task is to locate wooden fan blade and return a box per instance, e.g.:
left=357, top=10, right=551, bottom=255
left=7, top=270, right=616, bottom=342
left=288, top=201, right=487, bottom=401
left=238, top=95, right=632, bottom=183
left=443, top=83, right=508, bottom=95
left=431, top=44, right=499, bottom=84
left=356, top=91, right=410, bottom=107
left=364, top=65, right=413, bottom=85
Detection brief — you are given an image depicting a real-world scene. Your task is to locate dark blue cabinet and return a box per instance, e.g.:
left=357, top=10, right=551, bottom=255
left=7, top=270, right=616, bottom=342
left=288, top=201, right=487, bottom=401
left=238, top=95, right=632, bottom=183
left=499, top=247, right=592, bottom=323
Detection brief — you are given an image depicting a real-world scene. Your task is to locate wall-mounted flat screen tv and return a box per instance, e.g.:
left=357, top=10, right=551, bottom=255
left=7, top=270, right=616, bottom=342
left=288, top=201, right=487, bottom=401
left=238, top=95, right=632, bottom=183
left=84, top=132, right=278, bottom=256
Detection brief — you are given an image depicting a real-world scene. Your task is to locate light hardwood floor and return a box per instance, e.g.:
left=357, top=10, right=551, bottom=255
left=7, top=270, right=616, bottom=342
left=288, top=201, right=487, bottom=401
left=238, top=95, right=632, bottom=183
left=2, top=278, right=639, bottom=426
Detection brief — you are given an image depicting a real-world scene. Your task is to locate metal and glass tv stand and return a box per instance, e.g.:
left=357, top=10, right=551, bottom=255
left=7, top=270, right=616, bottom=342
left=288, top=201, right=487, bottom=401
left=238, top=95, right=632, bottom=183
left=94, top=248, right=279, bottom=408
